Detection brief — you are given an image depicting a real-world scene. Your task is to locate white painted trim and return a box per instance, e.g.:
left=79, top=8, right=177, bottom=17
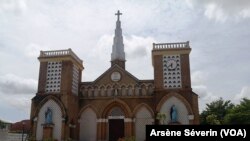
left=124, top=118, right=133, bottom=122
left=96, top=119, right=108, bottom=123
left=108, top=116, right=124, bottom=119
left=188, top=115, right=194, bottom=120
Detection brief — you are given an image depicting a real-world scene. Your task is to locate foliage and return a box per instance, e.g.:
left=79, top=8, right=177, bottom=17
left=156, top=113, right=166, bottom=125
left=200, top=98, right=250, bottom=124
left=205, top=114, right=220, bottom=125
left=125, top=136, right=135, bottom=141
left=200, top=98, right=234, bottom=124
left=224, top=98, right=250, bottom=124
left=0, top=120, right=6, bottom=129
left=44, top=139, right=51, bottom=141
left=43, top=138, right=54, bottom=141
left=117, top=136, right=135, bottom=141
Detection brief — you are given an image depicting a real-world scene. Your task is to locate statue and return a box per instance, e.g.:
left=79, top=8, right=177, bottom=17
left=45, top=107, right=52, bottom=124
left=170, top=105, right=177, bottom=122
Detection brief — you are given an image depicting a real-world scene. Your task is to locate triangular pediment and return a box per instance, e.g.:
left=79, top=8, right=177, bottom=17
left=92, top=64, right=139, bottom=86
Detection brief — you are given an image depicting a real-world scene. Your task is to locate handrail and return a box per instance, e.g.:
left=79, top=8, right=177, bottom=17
left=40, top=48, right=82, bottom=64
left=153, top=41, right=189, bottom=50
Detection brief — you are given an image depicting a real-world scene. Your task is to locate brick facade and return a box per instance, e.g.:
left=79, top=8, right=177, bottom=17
left=30, top=43, right=199, bottom=141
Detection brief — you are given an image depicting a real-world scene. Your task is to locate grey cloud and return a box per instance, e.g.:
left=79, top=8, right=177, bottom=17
left=186, top=0, right=250, bottom=21
left=124, top=35, right=155, bottom=59
left=191, top=71, right=207, bottom=86
left=0, top=74, right=37, bottom=94
left=193, top=85, right=219, bottom=111
left=0, top=0, right=27, bottom=14
left=127, top=45, right=147, bottom=59
left=234, top=86, right=250, bottom=102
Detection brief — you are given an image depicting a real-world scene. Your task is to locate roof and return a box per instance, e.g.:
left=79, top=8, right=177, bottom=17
left=9, top=120, right=31, bottom=133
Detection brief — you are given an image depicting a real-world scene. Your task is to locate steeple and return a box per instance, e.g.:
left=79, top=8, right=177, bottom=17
left=111, top=10, right=126, bottom=69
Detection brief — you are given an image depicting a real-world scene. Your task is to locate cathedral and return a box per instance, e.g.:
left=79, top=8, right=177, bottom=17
left=30, top=10, right=199, bottom=141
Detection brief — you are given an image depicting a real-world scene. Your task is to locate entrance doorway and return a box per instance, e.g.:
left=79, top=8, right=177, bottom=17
left=109, top=119, right=124, bottom=141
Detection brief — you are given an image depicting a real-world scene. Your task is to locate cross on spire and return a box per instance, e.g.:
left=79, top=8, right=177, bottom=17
left=111, top=10, right=125, bottom=68
left=115, top=10, right=122, bottom=21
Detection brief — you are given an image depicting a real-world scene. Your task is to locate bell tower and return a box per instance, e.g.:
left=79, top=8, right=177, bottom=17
left=152, top=41, right=199, bottom=124
left=37, top=48, right=83, bottom=95
left=152, top=41, right=191, bottom=90
left=31, top=48, right=84, bottom=140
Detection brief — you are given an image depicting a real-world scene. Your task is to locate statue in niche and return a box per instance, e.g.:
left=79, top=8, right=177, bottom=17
left=170, top=105, right=177, bottom=122
left=45, top=107, right=53, bottom=124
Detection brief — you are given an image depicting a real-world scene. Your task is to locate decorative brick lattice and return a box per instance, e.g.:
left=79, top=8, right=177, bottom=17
left=163, top=55, right=182, bottom=88
left=72, top=64, right=79, bottom=95
left=45, top=61, right=62, bottom=93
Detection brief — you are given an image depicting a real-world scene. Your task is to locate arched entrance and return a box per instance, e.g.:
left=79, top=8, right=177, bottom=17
left=101, top=99, right=132, bottom=141
left=108, top=106, right=125, bottom=141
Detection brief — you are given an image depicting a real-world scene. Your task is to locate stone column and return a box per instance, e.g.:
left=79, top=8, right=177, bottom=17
left=97, top=121, right=102, bottom=141
left=61, top=120, right=65, bottom=140
left=124, top=118, right=133, bottom=137
left=100, top=119, right=108, bottom=141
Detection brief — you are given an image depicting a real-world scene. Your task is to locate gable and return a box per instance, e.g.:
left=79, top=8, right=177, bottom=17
left=93, top=64, right=139, bottom=86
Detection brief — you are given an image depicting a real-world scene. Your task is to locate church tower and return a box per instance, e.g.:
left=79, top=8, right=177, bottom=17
left=152, top=42, right=199, bottom=124
left=30, top=49, right=83, bottom=140
left=152, top=42, right=191, bottom=90
left=111, top=10, right=126, bottom=69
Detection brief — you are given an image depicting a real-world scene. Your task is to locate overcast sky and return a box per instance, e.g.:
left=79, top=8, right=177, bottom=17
left=0, top=0, right=250, bottom=122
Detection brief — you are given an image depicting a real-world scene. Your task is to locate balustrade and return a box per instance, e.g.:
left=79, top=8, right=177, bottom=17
left=40, top=49, right=82, bottom=64
left=153, top=41, right=189, bottom=50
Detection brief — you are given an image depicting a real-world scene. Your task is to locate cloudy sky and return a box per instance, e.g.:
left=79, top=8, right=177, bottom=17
left=0, top=0, right=250, bottom=122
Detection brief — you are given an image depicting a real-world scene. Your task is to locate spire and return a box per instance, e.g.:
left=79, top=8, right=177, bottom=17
left=111, top=10, right=126, bottom=69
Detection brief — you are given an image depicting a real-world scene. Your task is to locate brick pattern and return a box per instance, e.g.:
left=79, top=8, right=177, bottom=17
left=38, top=62, right=48, bottom=93
left=45, top=61, right=62, bottom=93
left=31, top=44, right=200, bottom=140
left=81, top=83, right=154, bottom=98
left=72, top=64, right=79, bottom=95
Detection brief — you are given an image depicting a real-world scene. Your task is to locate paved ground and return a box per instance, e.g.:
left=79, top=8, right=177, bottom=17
left=0, top=130, right=8, bottom=141
left=0, top=131, right=27, bottom=141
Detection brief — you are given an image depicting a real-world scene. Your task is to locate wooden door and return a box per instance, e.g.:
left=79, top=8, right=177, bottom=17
left=109, top=119, right=124, bottom=141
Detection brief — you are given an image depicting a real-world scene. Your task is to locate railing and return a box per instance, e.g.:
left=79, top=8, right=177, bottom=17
left=40, top=48, right=82, bottom=64
left=153, top=41, right=189, bottom=50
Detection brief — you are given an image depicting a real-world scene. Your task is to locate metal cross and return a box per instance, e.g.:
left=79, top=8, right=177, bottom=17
left=115, top=10, right=122, bottom=21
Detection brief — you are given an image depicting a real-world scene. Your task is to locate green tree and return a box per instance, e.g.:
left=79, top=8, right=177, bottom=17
left=206, top=114, right=220, bottom=125
left=200, top=98, right=234, bottom=124
left=224, top=98, right=250, bottom=124
left=0, top=120, right=6, bottom=129
left=156, top=113, right=166, bottom=125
